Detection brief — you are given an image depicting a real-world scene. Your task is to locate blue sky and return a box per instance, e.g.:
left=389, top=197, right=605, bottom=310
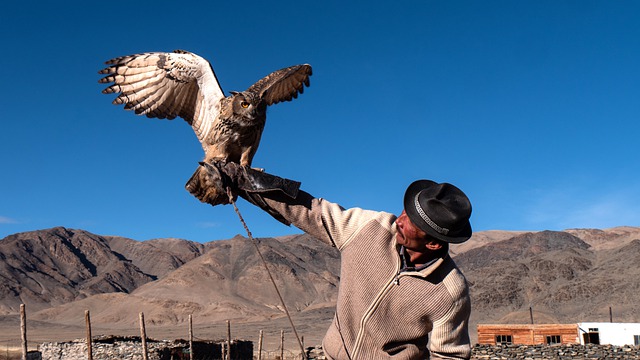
left=1, top=1, right=639, bottom=243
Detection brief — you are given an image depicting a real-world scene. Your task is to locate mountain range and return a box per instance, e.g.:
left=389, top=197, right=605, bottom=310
left=1, top=225, right=639, bottom=345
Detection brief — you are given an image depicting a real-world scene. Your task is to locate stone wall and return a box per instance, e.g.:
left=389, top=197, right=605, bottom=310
left=39, top=336, right=252, bottom=360
left=34, top=340, right=640, bottom=359
left=471, top=344, right=640, bottom=359
left=303, top=344, right=640, bottom=360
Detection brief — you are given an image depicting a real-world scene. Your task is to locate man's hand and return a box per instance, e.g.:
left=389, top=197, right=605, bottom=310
left=186, top=160, right=301, bottom=225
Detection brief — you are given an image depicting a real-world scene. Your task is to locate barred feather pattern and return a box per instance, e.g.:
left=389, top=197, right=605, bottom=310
left=99, top=50, right=312, bottom=205
left=98, top=50, right=224, bottom=148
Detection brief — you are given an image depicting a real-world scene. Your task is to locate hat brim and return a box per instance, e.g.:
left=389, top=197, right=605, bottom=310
left=403, top=180, right=472, bottom=244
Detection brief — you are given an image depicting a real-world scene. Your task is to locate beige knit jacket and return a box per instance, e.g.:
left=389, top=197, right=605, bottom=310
left=260, top=190, right=471, bottom=360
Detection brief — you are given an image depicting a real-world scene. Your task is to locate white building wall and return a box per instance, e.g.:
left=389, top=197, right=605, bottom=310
left=578, top=322, right=640, bottom=346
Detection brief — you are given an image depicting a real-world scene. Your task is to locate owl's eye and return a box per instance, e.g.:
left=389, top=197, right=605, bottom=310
left=241, top=101, right=250, bottom=108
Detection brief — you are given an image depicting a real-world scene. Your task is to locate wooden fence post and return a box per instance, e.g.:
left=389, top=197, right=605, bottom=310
left=139, top=312, right=148, bottom=360
left=85, top=310, right=93, bottom=360
left=280, top=330, right=284, bottom=360
left=189, top=314, right=194, bottom=360
left=20, top=304, right=27, bottom=360
left=226, top=320, right=231, bottom=360
left=609, top=306, right=613, bottom=322
left=257, top=330, right=263, bottom=360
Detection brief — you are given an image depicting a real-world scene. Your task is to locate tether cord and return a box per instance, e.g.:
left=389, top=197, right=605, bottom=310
left=226, top=187, right=308, bottom=360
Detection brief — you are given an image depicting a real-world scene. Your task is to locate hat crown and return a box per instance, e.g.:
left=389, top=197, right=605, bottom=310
left=417, top=184, right=471, bottom=232
left=404, top=180, right=472, bottom=243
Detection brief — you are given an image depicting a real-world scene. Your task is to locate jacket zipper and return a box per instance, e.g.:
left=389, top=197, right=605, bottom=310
left=350, top=256, right=401, bottom=358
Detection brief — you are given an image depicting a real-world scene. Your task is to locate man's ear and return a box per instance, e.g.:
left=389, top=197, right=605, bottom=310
left=425, top=239, right=444, bottom=251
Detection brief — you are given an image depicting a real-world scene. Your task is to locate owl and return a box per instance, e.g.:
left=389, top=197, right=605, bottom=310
left=99, top=50, right=312, bottom=205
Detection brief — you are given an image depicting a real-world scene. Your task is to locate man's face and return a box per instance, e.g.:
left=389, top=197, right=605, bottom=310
left=395, top=210, right=430, bottom=251
left=395, top=210, right=445, bottom=255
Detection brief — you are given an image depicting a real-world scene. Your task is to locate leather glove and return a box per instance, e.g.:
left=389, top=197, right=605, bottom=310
left=188, top=161, right=300, bottom=225
left=185, top=162, right=234, bottom=207
left=221, top=162, right=300, bottom=199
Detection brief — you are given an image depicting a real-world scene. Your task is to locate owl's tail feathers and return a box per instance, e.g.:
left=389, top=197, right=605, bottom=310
left=185, top=164, right=235, bottom=206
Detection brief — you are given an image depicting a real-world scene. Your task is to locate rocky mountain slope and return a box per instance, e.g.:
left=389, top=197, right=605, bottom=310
left=1, top=226, right=639, bottom=342
left=0, top=227, right=341, bottom=326
left=103, top=235, right=207, bottom=279
left=0, top=227, right=151, bottom=314
left=455, top=229, right=640, bottom=330
left=88, top=233, right=341, bottom=325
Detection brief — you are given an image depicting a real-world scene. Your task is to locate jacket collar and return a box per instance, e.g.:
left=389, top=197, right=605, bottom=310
left=398, top=245, right=447, bottom=277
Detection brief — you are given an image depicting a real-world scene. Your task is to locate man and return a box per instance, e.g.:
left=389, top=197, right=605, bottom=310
left=195, top=162, right=472, bottom=359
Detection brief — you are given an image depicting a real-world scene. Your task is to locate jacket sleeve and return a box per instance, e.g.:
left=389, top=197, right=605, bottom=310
left=428, top=275, right=472, bottom=360
left=253, top=190, right=384, bottom=250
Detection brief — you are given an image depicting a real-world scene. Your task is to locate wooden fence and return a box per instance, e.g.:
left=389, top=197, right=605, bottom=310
left=5, top=304, right=320, bottom=360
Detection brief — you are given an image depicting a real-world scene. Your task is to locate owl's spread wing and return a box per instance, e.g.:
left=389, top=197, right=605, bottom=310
left=246, top=64, right=312, bottom=106
left=98, top=50, right=224, bottom=146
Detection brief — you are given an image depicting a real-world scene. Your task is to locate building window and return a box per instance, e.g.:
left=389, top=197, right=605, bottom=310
left=496, top=335, right=512, bottom=345
left=584, top=328, right=601, bottom=345
left=634, top=335, right=640, bottom=346
left=546, top=335, right=561, bottom=345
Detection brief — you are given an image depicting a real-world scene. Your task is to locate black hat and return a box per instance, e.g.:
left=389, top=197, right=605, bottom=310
left=403, top=180, right=472, bottom=244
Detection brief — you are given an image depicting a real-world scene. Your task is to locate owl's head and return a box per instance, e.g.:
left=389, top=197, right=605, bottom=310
left=229, top=91, right=267, bottom=122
